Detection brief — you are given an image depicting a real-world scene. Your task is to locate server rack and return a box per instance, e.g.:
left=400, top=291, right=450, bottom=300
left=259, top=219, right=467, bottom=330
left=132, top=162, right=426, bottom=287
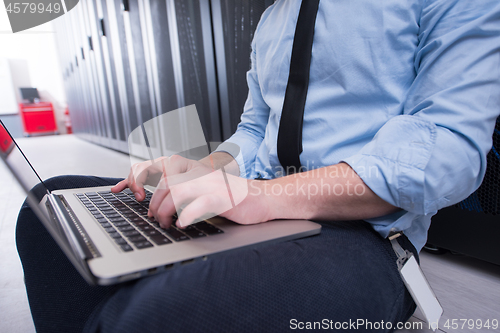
left=96, top=0, right=128, bottom=151
left=54, top=0, right=273, bottom=157
left=211, top=0, right=274, bottom=139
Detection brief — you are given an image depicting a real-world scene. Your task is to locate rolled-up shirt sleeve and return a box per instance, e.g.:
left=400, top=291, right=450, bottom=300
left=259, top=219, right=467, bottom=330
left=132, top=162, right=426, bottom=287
left=344, top=1, right=500, bottom=217
left=215, top=36, right=271, bottom=179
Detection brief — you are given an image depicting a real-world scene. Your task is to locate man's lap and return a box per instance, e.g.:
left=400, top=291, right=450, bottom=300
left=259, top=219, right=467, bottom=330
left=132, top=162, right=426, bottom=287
left=86, top=222, right=416, bottom=332
left=16, top=176, right=416, bottom=333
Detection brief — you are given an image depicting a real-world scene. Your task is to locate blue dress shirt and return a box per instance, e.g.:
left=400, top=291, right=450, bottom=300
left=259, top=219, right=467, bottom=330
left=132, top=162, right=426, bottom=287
left=216, top=0, right=500, bottom=251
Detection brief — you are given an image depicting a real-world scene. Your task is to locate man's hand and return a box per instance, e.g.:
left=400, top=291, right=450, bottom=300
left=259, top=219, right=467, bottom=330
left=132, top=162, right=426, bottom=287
left=150, top=165, right=269, bottom=228
left=111, top=153, right=269, bottom=229
left=111, top=155, right=212, bottom=227
left=111, top=156, right=210, bottom=202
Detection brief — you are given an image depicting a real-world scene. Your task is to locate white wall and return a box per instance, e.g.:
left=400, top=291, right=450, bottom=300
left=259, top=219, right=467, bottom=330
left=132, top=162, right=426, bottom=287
left=0, top=58, right=18, bottom=115
left=0, top=6, right=66, bottom=108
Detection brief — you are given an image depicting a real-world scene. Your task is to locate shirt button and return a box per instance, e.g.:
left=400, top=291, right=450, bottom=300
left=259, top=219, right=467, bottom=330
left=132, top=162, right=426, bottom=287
left=275, top=171, right=283, bottom=177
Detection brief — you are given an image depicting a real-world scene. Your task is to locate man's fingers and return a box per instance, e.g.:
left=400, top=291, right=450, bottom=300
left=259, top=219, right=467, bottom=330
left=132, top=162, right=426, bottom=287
left=148, top=166, right=196, bottom=216
left=152, top=180, right=198, bottom=226
left=147, top=155, right=229, bottom=227
left=149, top=174, right=194, bottom=219
left=168, top=171, right=237, bottom=227
left=148, top=177, right=170, bottom=217
left=176, top=195, right=217, bottom=228
left=111, top=179, right=128, bottom=193
left=154, top=192, right=176, bottom=228
left=129, top=164, right=154, bottom=200
left=112, top=156, right=191, bottom=201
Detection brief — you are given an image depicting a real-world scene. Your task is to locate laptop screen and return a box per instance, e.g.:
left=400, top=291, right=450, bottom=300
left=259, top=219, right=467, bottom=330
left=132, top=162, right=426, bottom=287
left=0, top=120, right=49, bottom=196
left=0, top=122, right=14, bottom=155
left=0, top=120, right=95, bottom=281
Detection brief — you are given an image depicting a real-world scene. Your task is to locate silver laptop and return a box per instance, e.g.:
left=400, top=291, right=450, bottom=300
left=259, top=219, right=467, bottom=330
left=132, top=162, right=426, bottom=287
left=0, top=120, right=321, bottom=285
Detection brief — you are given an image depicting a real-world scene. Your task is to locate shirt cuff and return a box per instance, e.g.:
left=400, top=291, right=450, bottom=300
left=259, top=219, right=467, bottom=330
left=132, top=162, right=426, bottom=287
left=342, top=115, right=437, bottom=215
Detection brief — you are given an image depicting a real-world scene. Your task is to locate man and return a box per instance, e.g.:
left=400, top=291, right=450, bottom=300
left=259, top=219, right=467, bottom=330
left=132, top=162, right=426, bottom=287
left=17, top=0, right=500, bottom=332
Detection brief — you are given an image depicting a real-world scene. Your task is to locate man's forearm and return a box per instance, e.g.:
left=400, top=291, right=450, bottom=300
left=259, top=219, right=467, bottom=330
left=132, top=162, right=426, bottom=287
left=199, top=152, right=240, bottom=176
left=253, top=163, right=399, bottom=221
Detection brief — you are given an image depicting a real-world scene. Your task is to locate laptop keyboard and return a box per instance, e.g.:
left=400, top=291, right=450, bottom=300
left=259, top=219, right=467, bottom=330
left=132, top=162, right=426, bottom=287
left=76, top=189, right=223, bottom=252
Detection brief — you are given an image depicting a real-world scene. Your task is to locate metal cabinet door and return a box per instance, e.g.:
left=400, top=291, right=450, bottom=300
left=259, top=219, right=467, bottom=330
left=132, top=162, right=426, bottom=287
left=211, top=0, right=274, bottom=140
left=92, top=0, right=129, bottom=152
left=171, top=0, right=221, bottom=144
left=138, top=0, right=202, bottom=159
left=58, top=6, right=96, bottom=140
left=79, top=0, right=112, bottom=147
left=119, top=0, right=163, bottom=159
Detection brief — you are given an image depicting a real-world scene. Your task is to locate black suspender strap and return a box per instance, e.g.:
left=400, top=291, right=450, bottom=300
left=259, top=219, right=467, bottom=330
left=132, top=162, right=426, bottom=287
left=277, top=0, right=320, bottom=174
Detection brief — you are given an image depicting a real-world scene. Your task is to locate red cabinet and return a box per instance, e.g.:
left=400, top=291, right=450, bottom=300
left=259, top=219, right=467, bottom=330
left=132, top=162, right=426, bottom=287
left=19, top=102, right=58, bottom=136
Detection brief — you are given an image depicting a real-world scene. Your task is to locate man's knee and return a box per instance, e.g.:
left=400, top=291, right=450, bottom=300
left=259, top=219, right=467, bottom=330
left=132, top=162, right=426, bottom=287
left=28, top=175, right=122, bottom=202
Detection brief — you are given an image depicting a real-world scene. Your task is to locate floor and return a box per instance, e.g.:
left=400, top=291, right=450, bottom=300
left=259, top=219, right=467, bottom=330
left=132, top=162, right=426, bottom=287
left=1, top=135, right=499, bottom=332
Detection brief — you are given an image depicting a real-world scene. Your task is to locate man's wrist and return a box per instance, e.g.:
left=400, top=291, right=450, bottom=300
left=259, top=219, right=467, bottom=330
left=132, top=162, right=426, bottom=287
left=199, top=152, right=240, bottom=176
left=246, top=179, right=279, bottom=222
left=247, top=177, right=296, bottom=221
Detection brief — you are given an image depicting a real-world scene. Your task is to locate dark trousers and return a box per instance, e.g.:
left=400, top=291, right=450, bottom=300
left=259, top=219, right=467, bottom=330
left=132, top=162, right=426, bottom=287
left=16, top=176, right=417, bottom=333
